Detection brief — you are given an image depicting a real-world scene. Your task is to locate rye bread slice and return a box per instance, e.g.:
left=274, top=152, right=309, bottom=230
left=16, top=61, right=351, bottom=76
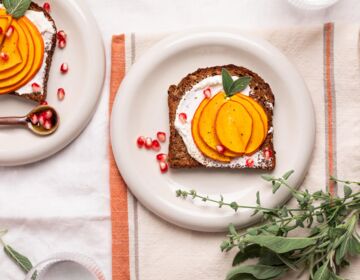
left=0, top=1, right=57, bottom=103
left=168, top=65, right=276, bottom=170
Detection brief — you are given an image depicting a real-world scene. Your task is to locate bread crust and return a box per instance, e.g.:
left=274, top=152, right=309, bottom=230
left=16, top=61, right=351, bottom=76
left=168, top=65, right=276, bottom=170
left=0, top=1, right=57, bottom=102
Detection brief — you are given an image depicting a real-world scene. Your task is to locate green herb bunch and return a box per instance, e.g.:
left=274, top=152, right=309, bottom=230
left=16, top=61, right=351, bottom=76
left=176, top=171, right=360, bottom=280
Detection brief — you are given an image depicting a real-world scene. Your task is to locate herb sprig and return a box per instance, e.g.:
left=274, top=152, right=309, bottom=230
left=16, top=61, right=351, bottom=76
left=176, top=171, right=360, bottom=280
left=222, top=68, right=252, bottom=98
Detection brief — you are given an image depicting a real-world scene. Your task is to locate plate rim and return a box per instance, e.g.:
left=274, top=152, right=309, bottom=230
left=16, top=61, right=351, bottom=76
left=111, top=28, right=316, bottom=232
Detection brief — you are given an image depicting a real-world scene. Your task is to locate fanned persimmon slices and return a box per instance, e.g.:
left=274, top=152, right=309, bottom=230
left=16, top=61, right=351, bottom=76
left=0, top=2, right=57, bottom=102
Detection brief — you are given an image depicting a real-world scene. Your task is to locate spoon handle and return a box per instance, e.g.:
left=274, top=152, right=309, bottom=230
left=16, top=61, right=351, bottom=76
left=0, top=116, right=27, bottom=125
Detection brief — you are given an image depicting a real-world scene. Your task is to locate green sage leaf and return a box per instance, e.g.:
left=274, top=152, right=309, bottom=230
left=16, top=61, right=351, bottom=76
left=228, top=76, right=252, bottom=96
left=313, top=262, right=331, bottom=280
left=344, top=185, right=352, bottom=198
left=232, top=244, right=261, bottom=266
left=244, top=235, right=317, bottom=254
left=261, top=175, right=274, bottom=182
left=4, top=244, right=33, bottom=272
left=3, top=0, right=32, bottom=18
left=282, top=170, right=294, bottom=180
left=222, top=68, right=233, bottom=96
left=226, top=264, right=287, bottom=280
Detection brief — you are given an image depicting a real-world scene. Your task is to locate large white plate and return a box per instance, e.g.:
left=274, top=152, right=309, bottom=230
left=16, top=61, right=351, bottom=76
left=0, top=0, right=105, bottom=166
left=111, top=29, right=315, bottom=232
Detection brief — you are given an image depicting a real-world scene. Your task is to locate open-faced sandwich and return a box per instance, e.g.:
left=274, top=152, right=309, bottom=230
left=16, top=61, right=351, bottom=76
left=168, top=65, right=276, bottom=170
left=0, top=0, right=57, bottom=103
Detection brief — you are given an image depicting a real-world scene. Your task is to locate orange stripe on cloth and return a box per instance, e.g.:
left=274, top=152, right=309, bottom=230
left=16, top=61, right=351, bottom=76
left=324, top=23, right=337, bottom=195
left=110, top=34, right=130, bottom=280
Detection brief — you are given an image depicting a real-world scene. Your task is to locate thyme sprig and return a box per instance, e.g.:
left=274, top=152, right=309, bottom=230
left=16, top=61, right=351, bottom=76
left=176, top=171, right=360, bottom=280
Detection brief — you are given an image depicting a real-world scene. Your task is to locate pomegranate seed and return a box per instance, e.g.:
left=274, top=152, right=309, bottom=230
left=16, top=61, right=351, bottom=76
left=246, top=158, right=254, bottom=168
left=43, top=120, right=52, bottom=130
left=58, top=39, right=66, bottom=49
left=216, top=145, right=225, bottom=154
left=29, top=114, right=38, bottom=125
left=5, top=25, right=14, bottom=38
left=57, top=88, right=65, bottom=100
left=31, top=83, right=41, bottom=93
left=179, top=113, right=187, bottom=124
left=144, top=137, right=152, bottom=149
left=0, top=27, right=3, bottom=35
left=151, top=139, right=160, bottom=151
left=156, top=153, right=168, bottom=162
left=40, top=101, right=48, bottom=105
left=43, top=110, right=53, bottom=120
left=264, top=148, right=273, bottom=160
left=0, top=52, right=9, bottom=61
left=157, top=132, right=166, bottom=143
left=43, top=2, right=51, bottom=13
left=159, top=161, right=168, bottom=173
left=38, top=114, right=46, bottom=126
left=60, top=63, right=69, bottom=74
left=137, top=136, right=145, bottom=148
left=203, top=87, right=212, bottom=99
left=57, top=30, right=67, bottom=41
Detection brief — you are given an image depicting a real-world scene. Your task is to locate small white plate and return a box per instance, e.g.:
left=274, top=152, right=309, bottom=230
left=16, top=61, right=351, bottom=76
left=0, top=0, right=105, bottom=166
left=111, top=29, right=315, bottom=232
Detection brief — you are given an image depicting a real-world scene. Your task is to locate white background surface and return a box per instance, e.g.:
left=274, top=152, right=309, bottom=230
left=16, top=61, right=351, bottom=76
left=0, top=0, right=359, bottom=279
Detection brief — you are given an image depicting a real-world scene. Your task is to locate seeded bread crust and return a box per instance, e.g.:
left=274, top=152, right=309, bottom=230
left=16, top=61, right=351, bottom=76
left=0, top=1, right=57, bottom=103
left=168, top=65, right=276, bottom=170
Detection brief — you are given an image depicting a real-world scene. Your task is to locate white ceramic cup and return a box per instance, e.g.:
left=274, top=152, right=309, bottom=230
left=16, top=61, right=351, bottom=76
left=24, top=253, right=105, bottom=280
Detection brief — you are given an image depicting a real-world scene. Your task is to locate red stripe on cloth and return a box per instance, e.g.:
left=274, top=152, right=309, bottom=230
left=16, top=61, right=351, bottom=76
left=110, top=34, right=130, bottom=279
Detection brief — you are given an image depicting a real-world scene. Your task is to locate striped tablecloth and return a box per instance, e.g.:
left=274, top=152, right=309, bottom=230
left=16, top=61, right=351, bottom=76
left=109, top=24, right=360, bottom=279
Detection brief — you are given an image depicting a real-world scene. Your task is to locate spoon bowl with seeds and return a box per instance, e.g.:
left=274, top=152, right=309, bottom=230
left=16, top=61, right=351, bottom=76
left=0, top=105, right=60, bottom=136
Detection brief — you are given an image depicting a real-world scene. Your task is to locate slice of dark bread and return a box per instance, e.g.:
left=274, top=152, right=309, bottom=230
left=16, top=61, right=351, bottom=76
left=168, top=65, right=276, bottom=170
left=0, top=1, right=57, bottom=103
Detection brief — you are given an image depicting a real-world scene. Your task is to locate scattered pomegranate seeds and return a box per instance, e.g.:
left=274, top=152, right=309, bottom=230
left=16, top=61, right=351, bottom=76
left=57, top=30, right=67, bottom=41
left=43, top=110, right=53, bottom=120
left=246, top=158, right=254, bottom=168
left=38, top=114, right=46, bottom=126
left=203, top=87, right=212, bottom=99
left=156, top=153, right=168, bottom=162
left=57, top=88, right=65, bottom=100
left=0, top=52, right=9, bottom=61
left=157, top=131, right=166, bottom=143
left=151, top=139, right=160, bottom=151
left=159, top=161, right=168, bottom=173
left=43, top=2, right=51, bottom=13
left=43, top=120, right=52, bottom=130
left=60, top=63, right=69, bottom=74
left=5, top=25, right=14, bottom=38
left=264, top=148, right=272, bottom=160
left=31, top=83, right=41, bottom=93
left=40, top=101, right=48, bottom=105
left=144, top=137, right=152, bottom=149
left=216, top=145, right=225, bottom=154
left=29, top=114, right=38, bottom=125
left=58, top=39, right=66, bottom=49
left=137, top=136, right=145, bottom=148
left=179, top=113, right=187, bottom=124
